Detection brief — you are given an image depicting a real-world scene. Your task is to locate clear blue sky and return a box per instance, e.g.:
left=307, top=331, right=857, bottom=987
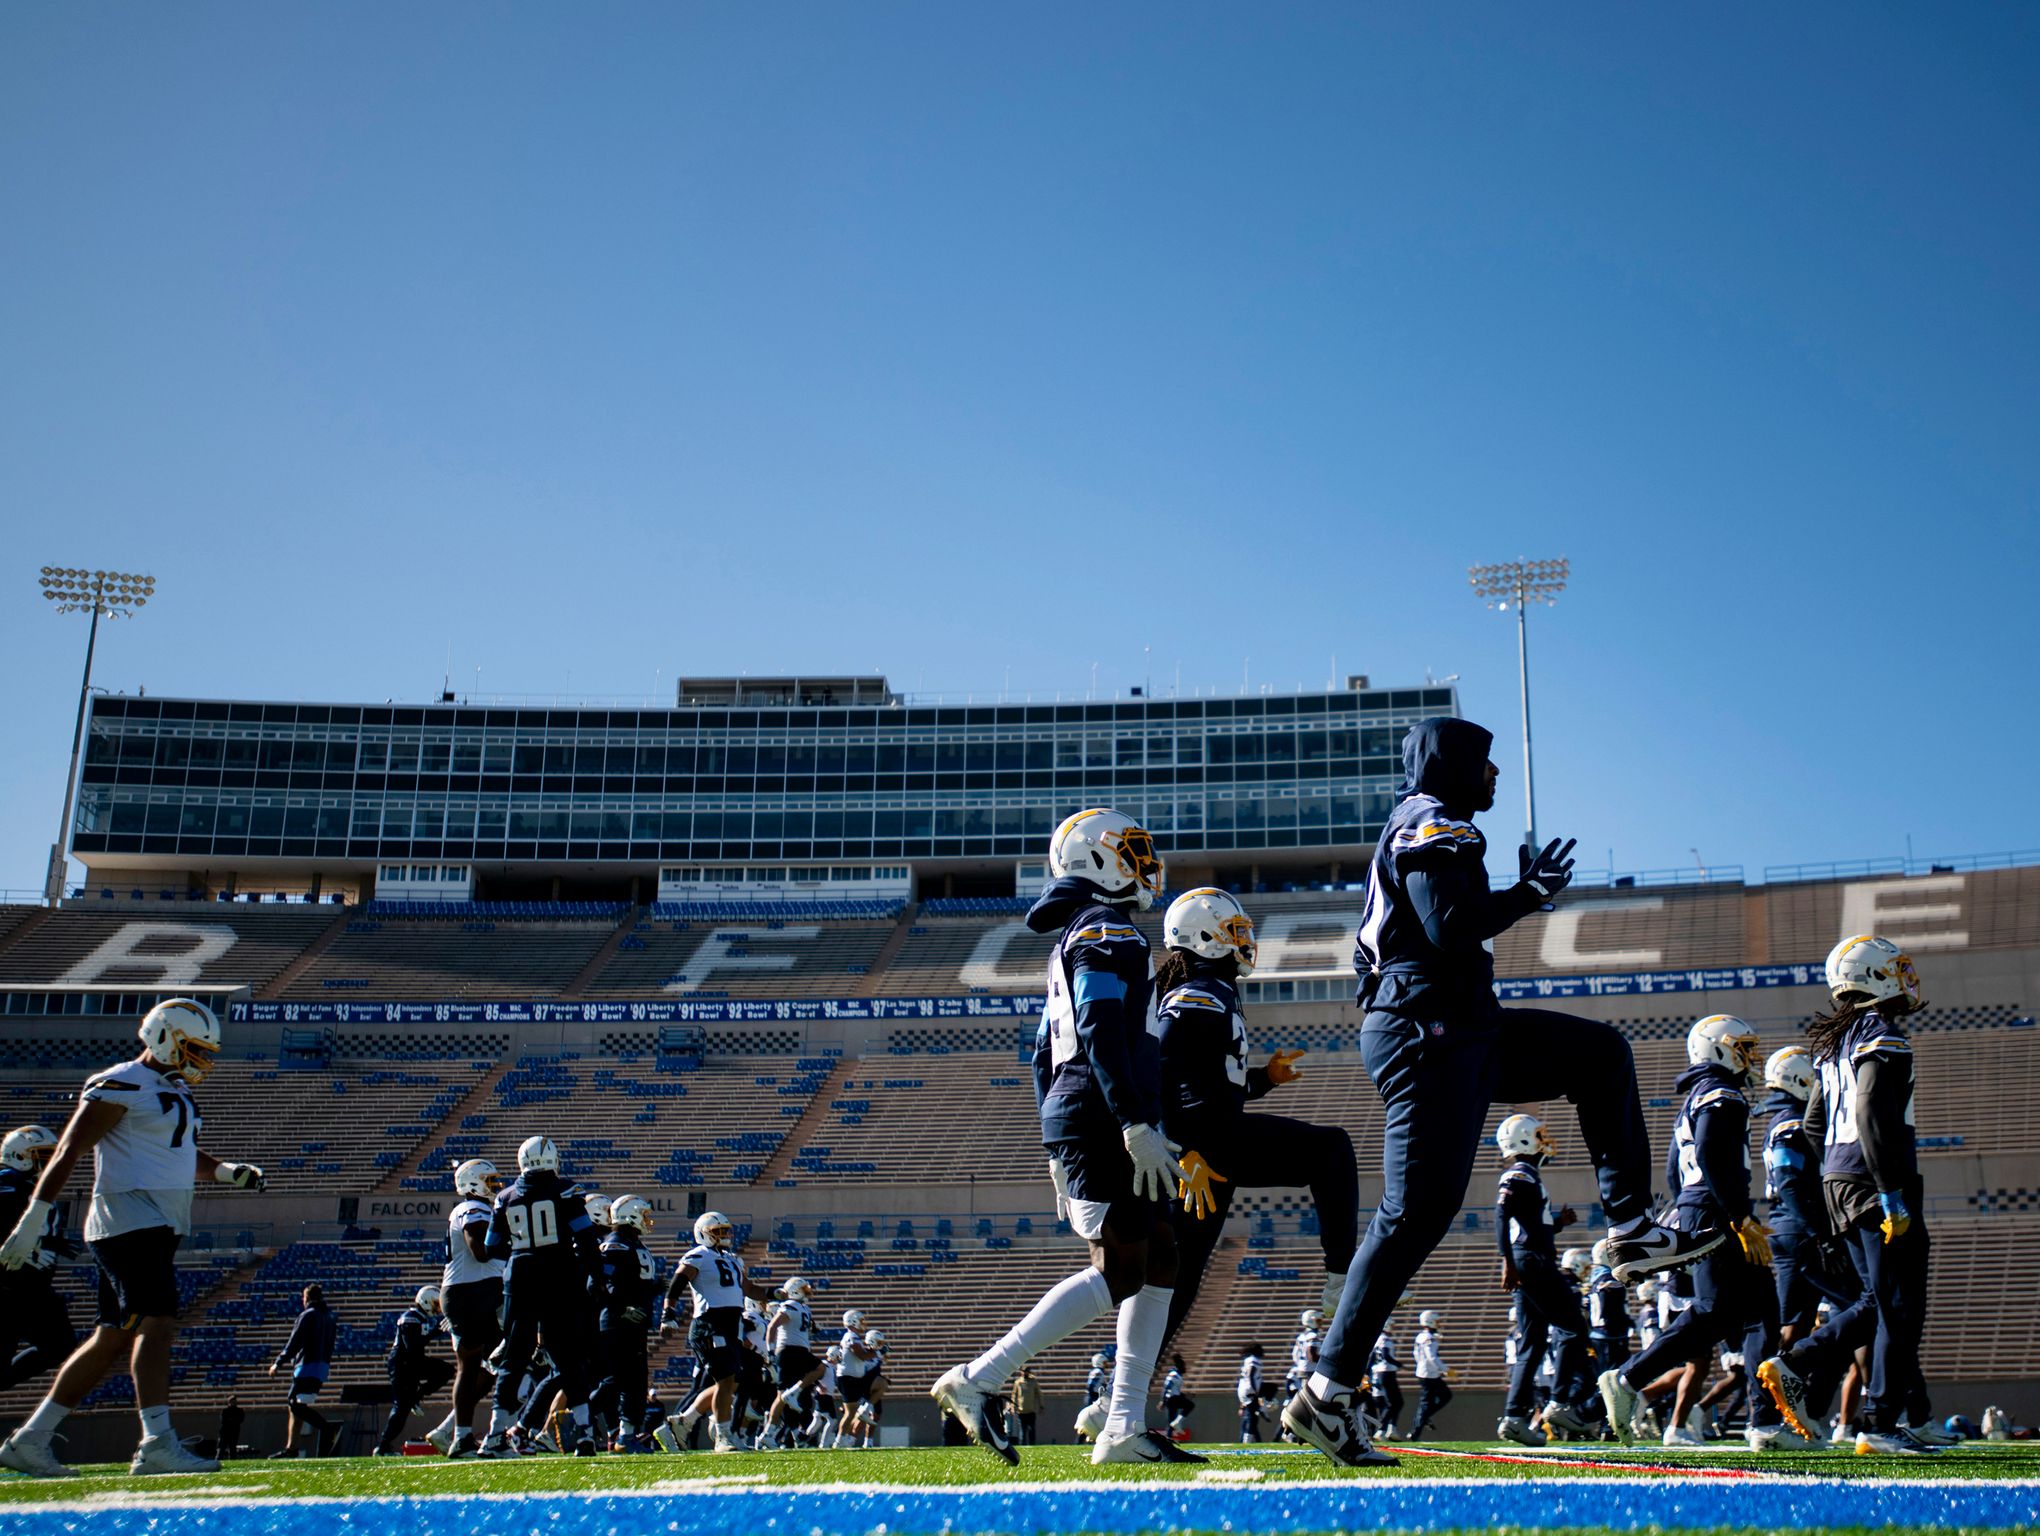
left=3, top=4, right=2036, bottom=890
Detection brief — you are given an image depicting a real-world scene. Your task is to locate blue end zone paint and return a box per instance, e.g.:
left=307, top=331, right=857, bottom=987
left=8, top=1480, right=2039, bottom=1535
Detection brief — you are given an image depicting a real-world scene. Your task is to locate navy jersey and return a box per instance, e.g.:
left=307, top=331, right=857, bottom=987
left=1668, top=1063, right=1753, bottom=1226
left=0, top=1166, right=64, bottom=1274
left=486, top=1169, right=598, bottom=1280
left=1587, top=1268, right=1628, bottom=1337
left=1030, top=878, right=1160, bottom=1138
left=1155, top=969, right=1280, bottom=1148
left=596, top=1231, right=663, bottom=1329
left=1496, top=1159, right=1558, bottom=1261
left=1813, top=1014, right=1916, bottom=1188
left=1352, top=719, right=1544, bottom=1018
left=1762, top=1090, right=1823, bottom=1232
left=388, top=1303, right=439, bottom=1374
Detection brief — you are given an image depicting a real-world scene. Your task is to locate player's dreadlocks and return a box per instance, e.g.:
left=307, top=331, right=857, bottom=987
left=1803, top=998, right=1870, bottom=1064
left=1151, top=946, right=1239, bottom=998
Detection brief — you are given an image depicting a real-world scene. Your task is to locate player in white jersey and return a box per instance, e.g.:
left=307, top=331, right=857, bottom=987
left=0, top=1000, right=265, bottom=1479
left=825, top=1308, right=880, bottom=1448
left=759, top=1276, right=823, bottom=1449
left=423, top=1158, right=506, bottom=1457
left=659, top=1210, right=779, bottom=1451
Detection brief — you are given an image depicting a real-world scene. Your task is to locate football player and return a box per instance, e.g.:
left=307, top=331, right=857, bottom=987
left=934, top=809, right=1195, bottom=1468
left=269, top=1283, right=339, bottom=1457
left=1598, top=1016, right=1793, bottom=1450
left=825, top=1307, right=879, bottom=1448
left=1292, top=720, right=1714, bottom=1470
left=0, top=1126, right=77, bottom=1392
left=426, top=1158, right=506, bottom=1456
left=848, top=1326, right=890, bottom=1448
left=0, top=998, right=263, bottom=1477
left=759, top=1275, right=822, bottom=1450
left=1759, top=936, right=1939, bottom=1454
left=1586, top=1240, right=1631, bottom=1379
left=1236, top=1344, right=1265, bottom=1442
left=593, top=1195, right=663, bottom=1449
left=1289, top=1310, right=1320, bottom=1406
left=1158, top=1354, right=1194, bottom=1440
left=661, top=1209, right=779, bottom=1451
left=479, top=1135, right=602, bottom=1457
left=1491, top=1115, right=1597, bottom=1445
left=1760, top=1046, right=1860, bottom=1349
left=1367, top=1322, right=1402, bottom=1440
left=1408, top=1310, right=1452, bottom=1439
left=375, top=1286, right=447, bottom=1455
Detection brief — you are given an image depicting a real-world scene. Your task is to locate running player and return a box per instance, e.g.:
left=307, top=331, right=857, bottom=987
left=1492, top=1115, right=1596, bottom=1446
left=661, top=1210, right=779, bottom=1451
left=0, top=1127, right=75, bottom=1393
left=593, top=1195, right=662, bottom=1449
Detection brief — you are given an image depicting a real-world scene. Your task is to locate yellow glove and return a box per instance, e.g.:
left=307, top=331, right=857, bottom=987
left=1732, top=1215, right=1773, bottom=1267
left=1265, top=1048, right=1306, bottom=1086
left=1878, top=1193, right=1912, bottom=1245
left=1177, top=1149, right=1230, bottom=1221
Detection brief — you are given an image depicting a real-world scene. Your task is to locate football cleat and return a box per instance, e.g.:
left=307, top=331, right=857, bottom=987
left=446, top=1432, right=480, bottom=1459
left=1607, top=1221, right=1725, bottom=1284
left=131, top=1435, right=221, bottom=1475
left=1856, top=1426, right=1930, bottom=1456
left=1091, top=1428, right=1208, bottom=1465
left=0, top=1430, right=72, bottom=1478
left=475, top=1434, right=518, bottom=1459
left=1756, top=1355, right=1816, bottom=1441
left=1543, top=1402, right=1593, bottom=1441
left=1745, top=1423, right=1813, bottom=1450
left=1904, top=1419, right=1961, bottom=1447
left=1280, top=1384, right=1396, bottom=1467
left=1074, top=1396, right=1108, bottom=1441
left=931, top=1365, right=1018, bottom=1466
left=425, top=1420, right=456, bottom=1456
left=1662, top=1424, right=1710, bottom=1449
left=1497, top=1416, right=1547, bottom=1447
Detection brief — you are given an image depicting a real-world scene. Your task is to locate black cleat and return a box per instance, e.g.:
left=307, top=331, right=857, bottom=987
left=1607, top=1221, right=1724, bottom=1284
left=1281, top=1384, right=1396, bottom=1467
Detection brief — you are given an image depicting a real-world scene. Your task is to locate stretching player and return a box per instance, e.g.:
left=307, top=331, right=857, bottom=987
left=0, top=1127, right=76, bottom=1393
left=1154, top=889, right=1357, bottom=1337
left=593, top=1196, right=662, bottom=1449
left=1367, top=1322, right=1403, bottom=1439
left=0, top=999, right=263, bottom=1478
left=662, top=1210, right=779, bottom=1451
left=1760, top=1046, right=1860, bottom=1350
left=1491, top=1115, right=1596, bottom=1445
left=934, top=809, right=1198, bottom=1467
left=760, top=1276, right=822, bottom=1449
left=426, top=1158, right=505, bottom=1456
left=1289, top=720, right=1715, bottom=1469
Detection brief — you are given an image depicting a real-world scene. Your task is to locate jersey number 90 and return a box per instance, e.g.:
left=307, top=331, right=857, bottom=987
left=504, top=1200, right=559, bottom=1250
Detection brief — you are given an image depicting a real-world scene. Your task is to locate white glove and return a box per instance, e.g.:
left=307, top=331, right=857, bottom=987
left=0, top=1199, right=52, bottom=1271
left=1122, top=1123, right=1185, bottom=1204
left=1047, top=1156, right=1070, bottom=1224
left=214, top=1162, right=266, bottom=1191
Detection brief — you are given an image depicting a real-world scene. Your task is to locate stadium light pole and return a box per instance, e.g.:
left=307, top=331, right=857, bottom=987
left=39, top=567, right=156, bottom=904
left=1468, top=558, right=1568, bottom=857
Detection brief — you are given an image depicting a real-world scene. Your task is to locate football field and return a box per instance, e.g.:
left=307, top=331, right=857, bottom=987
left=3, top=1441, right=2037, bottom=1535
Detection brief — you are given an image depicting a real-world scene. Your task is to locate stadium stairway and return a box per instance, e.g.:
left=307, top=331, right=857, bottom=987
left=751, top=1058, right=859, bottom=1184
left=254, top=904, right=362, bottom=1000
left=853, top=910, right=920, bottom=999
left=559, top=904, right=646, bottom=998
left=0, top=905, right=54, bottom=964
left=371, top=1057, right=520, bottom=1195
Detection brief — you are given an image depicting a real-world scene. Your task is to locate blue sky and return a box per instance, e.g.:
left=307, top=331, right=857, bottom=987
left=3, top=4, right=2036, bottom=890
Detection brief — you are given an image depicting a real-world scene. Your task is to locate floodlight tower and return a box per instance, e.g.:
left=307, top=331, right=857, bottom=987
left=39, top=567, right=156, bottom=904
left=1467, top=558, right=1568, bottom=856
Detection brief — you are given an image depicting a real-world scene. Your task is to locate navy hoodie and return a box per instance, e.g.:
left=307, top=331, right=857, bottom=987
left=1028, top=876, right=1159, bottom=1142
left=1352, top=718, right=1544, bottom=1018
left=1155, top=959, right=1278, bottom=1152
left=1666, top=1062, right=1754, bottom=1226
left=1762, top=1088, right=1823, bottom=1234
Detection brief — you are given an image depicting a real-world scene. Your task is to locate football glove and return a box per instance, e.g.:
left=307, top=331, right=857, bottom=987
left=1878, top=1191, right=1911, bottom=1245
left=1519, top=837, right=1579, bottom=899
left=619, top=1306, right=648, bottom=1326
left=1732, top=1215, right=1773, bottom=1267
left=1265, top=1048, right=1305, bottom=1086
left=1122, top=1123, right=1185, bottom=1204
left=1047, top=1156, right=1071, bottom=1225
left=0, top=1198, right=51, bottom=1271
left=214, top=1161, right=266, bottom=1191
left=1177, top=1149, right=1229, bottom=1221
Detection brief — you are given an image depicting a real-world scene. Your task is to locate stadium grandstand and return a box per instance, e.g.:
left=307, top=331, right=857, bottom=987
left=4, top=677, right=2040, bottom=1451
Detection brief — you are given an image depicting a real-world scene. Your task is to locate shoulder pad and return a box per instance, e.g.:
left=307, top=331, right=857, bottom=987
left=1498, top=1166, right=1538, bottom=1187
left=1390, top=812, right=1483, bottom=856
left=1162, top=985, right=1228, bottom=1013
left=1851, top=1035, right=1913, bottom=1059
left=1692, top=1086, right=1747, bottom=1111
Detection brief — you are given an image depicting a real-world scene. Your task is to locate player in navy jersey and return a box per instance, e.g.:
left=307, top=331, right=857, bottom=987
left=1598, top=1016, right=1791, bottom=1450
left=1759, top=1046, right=1860, bottom=1348
left=591, top=1195, right=662, bottom=1449
left=1586, top=1239, right=1631, bottom=1381
left=478, top=1135, right=601, bottom=1457
left=1287, top=720, right=1714, bottom=1470
left=0, top=1127, right=76, bottom=1393
left=1759, top=936, right=1939, bottom=1454
left=1490, top=1115, right=1596, bottom=1445
left=935, top=809, right=1200, bottom=1468
left=1152, top=888, right=1358, bottom=1340
left=374, top=1287, right=447, bottom=1455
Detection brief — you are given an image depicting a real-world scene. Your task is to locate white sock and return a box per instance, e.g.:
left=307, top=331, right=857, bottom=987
left=966, top=1267, right=1114, bottom=1391
left=1104, top=1285, right=1171, bottom=1440
left=140, top=1404, right=174, bottom=1442
left=23, top=1401, right=68, bottom=1439
left=1308, top=1370, right=1355, bottom=1402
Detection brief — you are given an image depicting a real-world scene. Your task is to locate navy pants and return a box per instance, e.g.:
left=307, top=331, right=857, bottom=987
left=1316, top=1007, right=1653, bottom=1389
left=1412, top=1376, right=1452, bottom=1432
left=0, top=1275, right=76, bottom=1391
left=1782, top=1211, right=1929, bottom=1432
left=1771, top=1224, right=1859, bottom=1334
left=1165, top=1112, right=1360, bottom=1341
left=1618, top=1240, right=1781, bottom=1426
left=1369, top=1371, right=1404, bottom=1432
left=495, top=1273, right=590, bottom=1414
left=1506, top=1254, right=1593, bottom=1416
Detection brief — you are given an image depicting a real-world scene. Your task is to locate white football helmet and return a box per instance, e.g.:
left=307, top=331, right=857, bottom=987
left=1048, top=808, right=1166, bottom=910
left=694, top=1210, right=735, bottom=1250
left=826, top=1345, right=843, bottom=1364
left=137, top=998, right=222, bottom=1085
left=1091, top=1352, right=1109, bottom=1370
left=1826, top=934, right=1924, bottom=1013
left=583, top=1193, right=613, bottom=1228
left=843, top=1308, right=866, bottom=1331
left=415, top=1285, right=442, bottom=1314
left=1495, top=1113, right=1553, bottom=1161
left=517, top=1135, right=560, bottom=1173
left=453, top=1158, right=501, bottom=1199
left=783, top=1276, right=813, bottom=1301
left=1561, top=1247, right=1591, bottom=1279
left=610, top=1195, right=653, bottom=1232
left=1590, top=1238, right=1616, bottom=1270
left=865, top=1328, right=886, bottom=1348
left=1418, top=1309, right=1440, bottom=1328
left=1688, top=1015, right=1762, bottom=1084
left=1298, top=1308, right=1321, bottom=1331
left=1, top=1125, right=57, bottom=1172
left=1636, top=1278, right=1660, bottom=1304
left=1164, top=888, right=1258, bottom=975
left=1764, top=1045, right=1816, bottom=1100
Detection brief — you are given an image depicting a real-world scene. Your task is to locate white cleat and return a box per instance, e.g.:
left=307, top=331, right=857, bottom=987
left=0, top=1431, right=73, bottom=1479
left=1607, top=1222, right=1725, bottom=1284
left=1598, top=1369, right=1639, bottom=1445
left=1662, top=1424, right=1710, bottom=1450
left=1857, top=1426, right=1930, bottom=1456
left=425, top=1422, right=456, bottom=1456
left=131, top=1436, right=222, bottom=1476
left=931, top=1364, right=1018, bottom=1466
left=1745, top=1423, right=1814, bottom=1450
left=1091, top=1428, right=1207, bottom=1465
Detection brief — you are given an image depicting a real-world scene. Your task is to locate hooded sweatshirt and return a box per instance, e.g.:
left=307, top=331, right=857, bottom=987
left=1666, top=1061, right=1754, bottom=1226
left=1352, top=718, right=1545, bottom=1018
left=1028, top=876, right=1160, bottom=1142
left=1155, top=956, right=1278, bottom=1152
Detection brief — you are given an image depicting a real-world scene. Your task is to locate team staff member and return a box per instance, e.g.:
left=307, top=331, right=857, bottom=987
left=270, top=1284, right=340, bottom=1457
left=1287, top=720, right=1715, bottom=1468
left=0, top=999, right=264, bottom=1479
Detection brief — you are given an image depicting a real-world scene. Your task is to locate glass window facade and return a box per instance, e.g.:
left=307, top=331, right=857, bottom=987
left=68, top=687, right=1458, bottom=866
